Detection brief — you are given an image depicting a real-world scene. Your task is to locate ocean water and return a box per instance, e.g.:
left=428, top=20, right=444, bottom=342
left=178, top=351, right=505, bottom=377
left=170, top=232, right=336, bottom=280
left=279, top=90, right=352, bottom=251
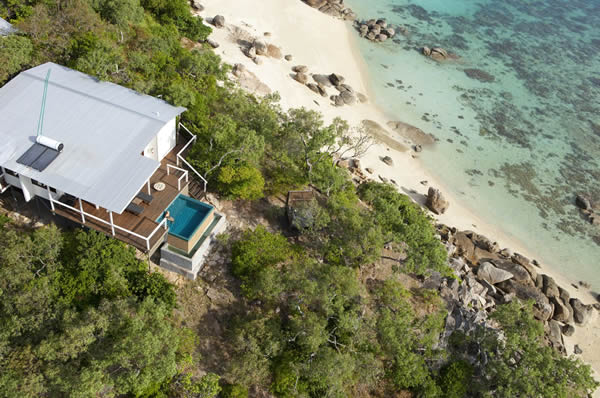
left=344, top=0, right=600, bottom=289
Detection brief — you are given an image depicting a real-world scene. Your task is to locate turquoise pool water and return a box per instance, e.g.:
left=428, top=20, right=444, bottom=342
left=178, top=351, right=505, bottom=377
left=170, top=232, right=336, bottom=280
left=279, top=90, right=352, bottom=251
left=345, top=0, right=600, bottom=289
left=157, top=194, right=214, bottom=240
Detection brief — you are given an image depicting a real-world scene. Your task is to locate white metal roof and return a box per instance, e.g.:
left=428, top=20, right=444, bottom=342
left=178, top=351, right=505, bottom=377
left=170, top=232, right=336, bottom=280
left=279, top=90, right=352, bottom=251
left=0, top=62, right=186, bottom=214
left=0, top=18, right=16, bottom=36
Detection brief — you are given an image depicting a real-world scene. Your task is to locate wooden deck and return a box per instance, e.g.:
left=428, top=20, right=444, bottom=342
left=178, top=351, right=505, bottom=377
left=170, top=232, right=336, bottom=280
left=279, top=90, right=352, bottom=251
left=53, top=149, right=189, bottom=253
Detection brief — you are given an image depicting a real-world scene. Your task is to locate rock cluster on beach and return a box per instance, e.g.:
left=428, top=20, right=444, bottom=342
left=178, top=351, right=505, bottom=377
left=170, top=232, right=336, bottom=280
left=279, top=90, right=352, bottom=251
left=291, top=66, right=364, bottom=107
left=433, top=225, right=598, bottom=355
left=354, top=18, right=397, bottom=42
left=426, top=187, right=449, bottom=215
left=301, top=0, right=356, bottom=20
left=242, top=38, right=284, bottom=64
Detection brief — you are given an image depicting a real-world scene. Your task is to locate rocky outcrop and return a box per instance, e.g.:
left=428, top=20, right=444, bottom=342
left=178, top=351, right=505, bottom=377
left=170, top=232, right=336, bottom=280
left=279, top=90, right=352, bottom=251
left=191, top=0, right=204, bottom=11
left=497, top=279, right=553, bottom=321
left=212, top=15, right=225, bottom=28
left=206, top=38, right=219, bottom=49
left=426, top=187, right=449, bottom=215
left=477, top=261, right=513, bottom=285
left=542, top=274, right=560, bottom=299
left=301, top=0, right=356, bottom=20
left=292, top=65, right=308, bottom=73
left=492, top=260, right=533, bottom=286
left=354, top=18, right=397, bottom=42
left=253, top=40, right=267, bottom=56
left=421, top=46, right=459, bottom=61
left=381, top=156, right=393, bottom=166
left=293, top=70, right=357, bottom=106
left=550, top=296, right=570, bottom=323
left=267, top=44, right=283, bottom=59
left=232, top=63, right=246, bottom=78
left=570, top=298, right=593, bottom=326
left=329, top=73, right=344, bottom=86
left=293, top=72, right=309, bottom=85
left=575, top=194, right=592, bottom=211
left=574, top=194, right=600, bottom=226
left=434, top=223, right=597, bottom=364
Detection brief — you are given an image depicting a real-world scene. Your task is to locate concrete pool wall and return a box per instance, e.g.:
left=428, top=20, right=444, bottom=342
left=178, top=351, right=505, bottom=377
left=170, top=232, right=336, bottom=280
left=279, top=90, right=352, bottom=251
left=160, top=212, right=227, bottom=279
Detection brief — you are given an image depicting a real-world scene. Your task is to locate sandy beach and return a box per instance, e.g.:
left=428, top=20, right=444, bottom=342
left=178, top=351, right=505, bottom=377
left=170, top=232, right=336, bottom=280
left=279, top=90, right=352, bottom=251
left=197, top=0, right=600, bottom=386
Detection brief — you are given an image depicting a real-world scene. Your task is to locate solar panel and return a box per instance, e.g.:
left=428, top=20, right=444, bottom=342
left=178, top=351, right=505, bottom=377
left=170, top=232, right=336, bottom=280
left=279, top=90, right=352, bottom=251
left=16, top=143, right=60, bottom=172
left=16, top=143, right=46, bottom=165
left=30, top=147, right=60, bottom=171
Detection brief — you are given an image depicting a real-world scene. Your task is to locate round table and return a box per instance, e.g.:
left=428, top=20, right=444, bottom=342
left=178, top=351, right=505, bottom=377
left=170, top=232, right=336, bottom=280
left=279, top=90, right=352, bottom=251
left=154, top=182, right=166, bottom=192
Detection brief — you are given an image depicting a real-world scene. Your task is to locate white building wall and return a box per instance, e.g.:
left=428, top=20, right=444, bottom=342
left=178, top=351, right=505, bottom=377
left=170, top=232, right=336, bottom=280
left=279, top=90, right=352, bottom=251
left=1, top=169, right=64, bottom=202
left=144, top=136, right=159, bottom=161
left=4, top=173, right=20, bottom=188
left=156, top=118, right=176, bottom=160
left=144, top=118, right=176, bottom=162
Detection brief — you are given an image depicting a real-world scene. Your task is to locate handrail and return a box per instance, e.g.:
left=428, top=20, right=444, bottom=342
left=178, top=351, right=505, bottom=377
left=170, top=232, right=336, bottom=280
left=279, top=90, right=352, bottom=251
left=177, top=155, right=207, bottom=192
left=176, top=129, right=197, bottom=167
left=167, top=164, right=189, bottom=191
left=167, top=164, right=188, bottom=175
left=146, top=218, right=169, bottom=249
left=178, top=173, right=188, bottom=191
left=176, top=123, right=207, bottom=192
left=51, top=197, right=162, bottom=251
left=179, top=122, right=195, bottom=138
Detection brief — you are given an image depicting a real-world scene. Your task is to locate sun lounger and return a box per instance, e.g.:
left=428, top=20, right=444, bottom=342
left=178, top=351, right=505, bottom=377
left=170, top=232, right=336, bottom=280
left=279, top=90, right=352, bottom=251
left=136, top=191, right=153, bottom=204
left=126, top=202, right=144, bottom=215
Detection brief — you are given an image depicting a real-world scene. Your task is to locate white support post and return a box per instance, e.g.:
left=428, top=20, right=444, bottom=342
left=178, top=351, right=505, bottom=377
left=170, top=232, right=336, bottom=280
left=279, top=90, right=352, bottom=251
left=146, top=238, right=150, bottom=251
left=78, top=198, right=85, bottom=224
left=109, top=211, right=115, bottom=236
left=47, top=186, right=55, bottom=212
left=147, top=179, right=151, bottom=195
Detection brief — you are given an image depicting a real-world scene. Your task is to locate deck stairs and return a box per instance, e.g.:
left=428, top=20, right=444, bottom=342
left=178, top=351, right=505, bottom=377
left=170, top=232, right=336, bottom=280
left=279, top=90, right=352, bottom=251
left=188, top=179, right=205, bottom=200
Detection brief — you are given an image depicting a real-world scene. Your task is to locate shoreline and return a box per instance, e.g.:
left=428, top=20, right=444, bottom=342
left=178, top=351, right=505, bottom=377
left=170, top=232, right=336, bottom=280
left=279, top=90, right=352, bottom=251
left=197, top=0, right=600, bottom=387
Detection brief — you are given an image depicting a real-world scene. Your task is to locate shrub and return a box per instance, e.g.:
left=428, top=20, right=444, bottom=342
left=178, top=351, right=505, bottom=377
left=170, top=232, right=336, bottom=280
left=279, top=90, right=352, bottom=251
left=220, top=383, right=248, bottom=398
left=127, top=270, right=177, bottom=310
left=438, top=360, right=473, bottom=398
left=358, top=181, right=448, bottom=275
left=217, top=164, right=265, bottom=200
left=0, top=35, right=33, bottom=85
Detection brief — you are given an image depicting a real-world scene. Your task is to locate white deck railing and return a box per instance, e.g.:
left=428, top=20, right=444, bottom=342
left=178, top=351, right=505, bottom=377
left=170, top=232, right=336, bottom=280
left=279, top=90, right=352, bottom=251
left=177, top=123, right=207, bottom=192
left=49, top=193, right=168, bottom=251
left=166, top=164, right=189, bottom=191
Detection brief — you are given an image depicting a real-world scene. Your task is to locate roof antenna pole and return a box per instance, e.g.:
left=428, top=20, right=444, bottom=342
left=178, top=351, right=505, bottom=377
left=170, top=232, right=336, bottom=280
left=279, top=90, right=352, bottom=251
left=36, top=68, right=51, bottom=138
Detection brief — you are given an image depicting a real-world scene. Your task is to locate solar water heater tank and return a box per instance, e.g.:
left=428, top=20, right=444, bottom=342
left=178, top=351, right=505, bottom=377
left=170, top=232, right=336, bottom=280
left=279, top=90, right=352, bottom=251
left=36, top=135, right=64, bottom=152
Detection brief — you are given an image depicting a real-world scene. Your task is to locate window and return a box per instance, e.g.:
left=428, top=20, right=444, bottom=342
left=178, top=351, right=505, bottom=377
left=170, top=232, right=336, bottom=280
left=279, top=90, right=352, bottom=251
left=31, top=179, right=48, bottom=189
left=4, top=168, right=18, bottom=177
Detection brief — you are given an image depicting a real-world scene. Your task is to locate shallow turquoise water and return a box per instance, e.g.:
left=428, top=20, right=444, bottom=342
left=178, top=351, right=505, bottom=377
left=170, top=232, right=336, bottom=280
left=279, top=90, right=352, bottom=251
left=157, top=194, right=213, bottom=240
left=345, top=0, right=600, bottom=289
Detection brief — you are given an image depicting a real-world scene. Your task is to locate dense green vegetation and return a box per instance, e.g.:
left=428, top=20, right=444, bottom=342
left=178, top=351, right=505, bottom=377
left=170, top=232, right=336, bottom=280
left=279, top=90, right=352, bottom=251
left=1, top=0, right=598, bottom=397
left=0, top=223, right=187, bottom=396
